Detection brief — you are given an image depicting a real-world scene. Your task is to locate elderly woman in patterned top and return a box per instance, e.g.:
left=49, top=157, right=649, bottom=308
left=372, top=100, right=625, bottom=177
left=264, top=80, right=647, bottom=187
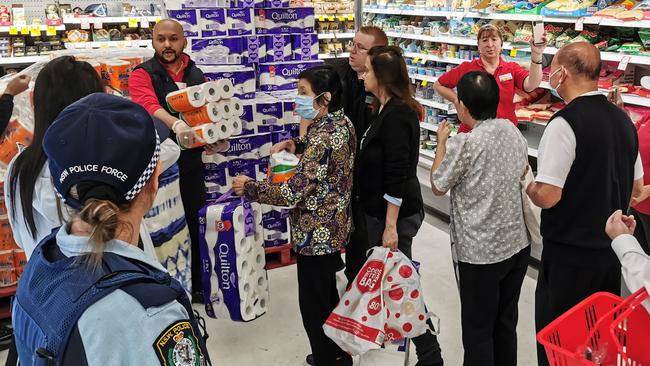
left=232, top=65, right=355, bottom=366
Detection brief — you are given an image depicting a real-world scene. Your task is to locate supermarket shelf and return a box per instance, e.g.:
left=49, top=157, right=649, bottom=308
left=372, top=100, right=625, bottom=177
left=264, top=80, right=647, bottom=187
left=318, top=52, right=350, bottom=59
left=420, top=148, right=436, bottom=159
left=364, top=8, right=650, bottom=29
left=317, top=32, right=355, bottom=40
left=63, top=16, right=160, bottom=24
left=404, top=52, right=468, bottom=65
left=411, top=74, right=439, bottom=83
left=539, top=81, right=650, bottom=107
left=0, top=24, right=66, bottom=32
left=420, top=122, right=439, bottom=132
left=0, top=55, right=49, bottom=65
left=64, top=40, right=152, bottom=49
left=416, top=97, right=456, bottom=113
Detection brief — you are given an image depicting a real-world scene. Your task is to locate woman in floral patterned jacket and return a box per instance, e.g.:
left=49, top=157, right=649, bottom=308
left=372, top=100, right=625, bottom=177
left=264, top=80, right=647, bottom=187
left=232, top=65, right=355, bottom=366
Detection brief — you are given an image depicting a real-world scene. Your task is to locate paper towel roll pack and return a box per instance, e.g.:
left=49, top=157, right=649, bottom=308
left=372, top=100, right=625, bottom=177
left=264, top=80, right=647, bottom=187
left=291, top=34, right=319, bottom=61
left=269, top=150, right=299, bottom=183
left=166, top=86, right=206, bottom=113
left=258, top=60, right=324, bottom=92
left=201, top=66, right=256, bottom=100
left=192, top=37, right=245, bottom=65
left=266, top=34, right=292, bottom=62
left=198, top=192, right=269, bottom=321
left=261, top=204, right=291, bottom=247
left=203, top=78, right=236, bottom=102
left=227, top=8, right=255, bottom=36
left=199, top=9, right=228, bottom=37
left=168, top=9, right=200, bottom=37
left=254, top=8, right=315, bottom=34
left=181, top=102, right=224, bottom=126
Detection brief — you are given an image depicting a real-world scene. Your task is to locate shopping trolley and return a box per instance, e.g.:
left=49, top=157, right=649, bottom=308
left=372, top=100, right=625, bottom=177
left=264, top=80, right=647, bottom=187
left=537, top=288, right=650, bottom=365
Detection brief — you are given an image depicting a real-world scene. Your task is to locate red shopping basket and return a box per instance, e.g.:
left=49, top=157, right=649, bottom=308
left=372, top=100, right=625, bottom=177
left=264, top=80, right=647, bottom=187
left=537, top=288, right=650, bottom=366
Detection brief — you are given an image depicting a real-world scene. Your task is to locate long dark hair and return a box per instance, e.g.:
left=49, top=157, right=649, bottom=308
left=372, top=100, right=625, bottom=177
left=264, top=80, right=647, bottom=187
left=9, top=56, right=104, bottom=239
left=368, top=46, right=422, bottom=119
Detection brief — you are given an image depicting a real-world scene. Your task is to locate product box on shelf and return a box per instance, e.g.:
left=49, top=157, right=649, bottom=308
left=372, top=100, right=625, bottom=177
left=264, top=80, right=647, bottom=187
left=0, top=5, right=10, bottom=26
left=266, top=34, right=293, bottom=62
left=227, top=8, right=255, bottom=36
left=284, top=122, right=300, bottom=138
left=201, top=66, right=257, bottom=99
left=244, top=35, right=267, bottom=64
left=291, top=33, right=319, bottom=61
left=255, top=93, right=286, bottom=133
left=192, top=37, right=245, bottom=65
left=258, top=60, right=324, bottom=92
left=182, top=0, right=233, bottom=7
left=167, top=9, right=200, bottom=37
left=254, top=8, right=315, bottom=34
left=265, top=0, right=291, bottom=7
left=540, top=0, right=612, bottom=17
left=199, top=8, right=228, bottom=37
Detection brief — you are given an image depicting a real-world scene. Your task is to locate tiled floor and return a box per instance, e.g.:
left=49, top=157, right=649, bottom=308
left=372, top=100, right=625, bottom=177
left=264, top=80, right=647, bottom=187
left=0, top=211, right=541, bottom=365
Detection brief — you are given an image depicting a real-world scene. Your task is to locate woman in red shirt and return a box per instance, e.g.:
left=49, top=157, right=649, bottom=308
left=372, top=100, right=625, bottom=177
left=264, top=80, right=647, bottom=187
left=434, top=24, right=547, bottom=133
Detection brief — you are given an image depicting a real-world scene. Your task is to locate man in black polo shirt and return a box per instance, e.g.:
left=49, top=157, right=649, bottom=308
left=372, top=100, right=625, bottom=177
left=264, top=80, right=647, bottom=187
left=325, top=26, right=388, bottom=284
left=527, top=42, right=644, bottom=366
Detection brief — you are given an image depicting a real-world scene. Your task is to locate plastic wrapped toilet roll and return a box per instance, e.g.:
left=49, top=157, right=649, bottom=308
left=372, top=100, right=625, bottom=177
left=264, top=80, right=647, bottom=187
left=227, top=118, right=243, bottom=136
left=229, top=98, right=244, bottom=117
left=216, top=100, right=235, bottom=120
left=166, top=86, right=206, bottom=113
left=204, top=78, right=235, bottom=102
left=187, top=123, right=223, bottom=149
left=181, top=102, right=224, bottom=127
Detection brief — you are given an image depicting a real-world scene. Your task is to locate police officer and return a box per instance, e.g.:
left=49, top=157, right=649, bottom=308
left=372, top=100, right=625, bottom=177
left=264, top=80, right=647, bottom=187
left=13, top=94, right=210, bottom=366
left=129, top=19, right=226, bottom=301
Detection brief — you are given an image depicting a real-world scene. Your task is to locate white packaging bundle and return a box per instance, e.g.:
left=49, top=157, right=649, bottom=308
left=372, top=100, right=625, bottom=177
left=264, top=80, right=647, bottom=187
left=226, top=8, right=255, bottom=36
left=199, top=8, right=227, bottom=37
left=258, top=60, right=324, bottom=92
left=167, top=9, right=200, bottom=37
left=201, top=66, right=256, bottom=100
left=254, top=93, right=284, bottom=133
left=192, top=37, right=244, bottom=65
left=198, top=192, right=269, bottom=321
left=260, top=204, right=291, bottom=247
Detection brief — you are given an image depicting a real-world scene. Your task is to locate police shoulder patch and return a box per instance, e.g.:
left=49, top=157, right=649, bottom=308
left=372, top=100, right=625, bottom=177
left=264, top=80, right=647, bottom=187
left=153, top=321, right=205, bottom=366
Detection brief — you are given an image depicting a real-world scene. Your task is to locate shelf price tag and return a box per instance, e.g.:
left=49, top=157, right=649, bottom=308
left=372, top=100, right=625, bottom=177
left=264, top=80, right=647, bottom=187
left=618, top=55, right=631, bottom=71
left=421, top=80, right=428, bottom=87
left=20, top=26, right=28, bottom=35
left=510, top=47, right=518, bottom=57
left=420, top=58, right=427, bottom=65
left=575, top=17, right=585, bottom=31
left=347, top=15, right=354, bottom=20
left=141, top=19, right=150, bottom=28
left=30, top=25, right=40, bottom=36
left=128, top=18, right=138, bottom=28
left=317, top=15, right=325, bottom=21
left=94, top=20, right=103, bottom=29
left=338, top=16, right=345, bottom=21
left=8, top=26, right=17, bottom=35
left=46, top=26, right=57, bottom=36
left=80, top=19, right=90, bottom=30
left=413, top=56, right=420, bottom=63
left=328, top=15, right=335, bottom=21
left=155, top=16, right=161, bottom=23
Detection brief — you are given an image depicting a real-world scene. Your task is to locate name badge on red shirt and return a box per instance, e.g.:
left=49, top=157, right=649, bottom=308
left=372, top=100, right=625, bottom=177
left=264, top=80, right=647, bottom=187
left=499, top=73, right=513, bottom=82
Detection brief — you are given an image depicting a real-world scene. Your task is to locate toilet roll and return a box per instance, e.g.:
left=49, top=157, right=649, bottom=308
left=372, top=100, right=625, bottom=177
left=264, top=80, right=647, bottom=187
left=181, top=102, right=224, bottom=127
left=188, top=123, right=222, bottom=149
left=204, top=79, right=235, bottom=102
left=229, top=98, right=244, bottom=117
left=166, top=86, right=206, bottom=113
left=240, top=296, right=255, bottom=322
left=216, top=100, right=235, bottom=120
left=227, top=118, right=243, bottom=136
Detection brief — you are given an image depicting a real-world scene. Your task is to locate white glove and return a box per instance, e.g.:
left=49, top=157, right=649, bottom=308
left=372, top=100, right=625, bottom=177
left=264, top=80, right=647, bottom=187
left=172, top=120, right=200, bottom=149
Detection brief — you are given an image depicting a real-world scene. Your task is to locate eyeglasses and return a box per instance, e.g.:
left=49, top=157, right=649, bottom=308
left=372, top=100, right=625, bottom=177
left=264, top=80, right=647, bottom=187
left=347, top=40, right=369, bottom=53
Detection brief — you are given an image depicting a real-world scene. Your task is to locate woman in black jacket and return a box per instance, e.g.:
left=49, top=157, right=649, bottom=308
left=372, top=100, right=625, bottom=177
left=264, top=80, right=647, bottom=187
left=359, top=45, right=444, bottom=366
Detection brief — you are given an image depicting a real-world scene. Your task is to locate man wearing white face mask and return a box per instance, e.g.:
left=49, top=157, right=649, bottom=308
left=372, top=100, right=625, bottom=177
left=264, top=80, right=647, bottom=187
left=526, top=42, right=644, bottom=366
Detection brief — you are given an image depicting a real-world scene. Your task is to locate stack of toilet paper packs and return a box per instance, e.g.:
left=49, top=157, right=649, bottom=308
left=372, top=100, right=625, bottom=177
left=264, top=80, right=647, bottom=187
left=199, top=191, right=270, bottom=321
left=166, top=79, right=244, bottom=147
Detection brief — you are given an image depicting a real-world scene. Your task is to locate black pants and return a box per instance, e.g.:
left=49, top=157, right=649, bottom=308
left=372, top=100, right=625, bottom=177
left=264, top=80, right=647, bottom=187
left=366, top=211, right=444, bottom=366
left=535, top=255, right=621, bottom=366
left=630, top=207, right=650, bottom=255
left=458, top=246, right=530, bottom=366
left=297, top=252, right=352, bottom=366
left=344, top=201, right=370, bottom=284
left=177, top=149, right=207, bottom=295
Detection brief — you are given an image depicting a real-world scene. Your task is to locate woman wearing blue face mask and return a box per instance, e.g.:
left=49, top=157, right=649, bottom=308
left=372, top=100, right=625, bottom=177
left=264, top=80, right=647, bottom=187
left=232, top=65, right=355, bottom=366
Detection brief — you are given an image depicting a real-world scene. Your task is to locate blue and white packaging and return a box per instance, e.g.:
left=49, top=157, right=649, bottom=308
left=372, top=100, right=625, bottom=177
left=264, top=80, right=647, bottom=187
left=255, top=8, right=315, bottom=34
left=228, top=133, right=272, bottom=160
left=261, top=204, right=291, bottom=247
left=239, top=102, right=257, bottom=135
left=266, top=34, right=292, bottom=62
left=255, top=93, right=285, bottom=133
left=258, top=60, right=324, bottom=92
left=182, top=0, right=232, bottom=7
left=201, top=66, right=256, bottom=100
left=271, top=129, right=292, bottom=145
left=167, top=9, right=199, bottom=37
left=291, top=34, right=319, bottom=61
left=199, top=9, right=227, bottom=37
left=272, top=91, right=300, bottom=125
left=284, top=122, right=300, bottom=138
left=198, top=193, right=269, bottom=321
left=264, top=0, right=290, bottom=8
left=244, top=36, right=266, bottom=64
left=192, top=37, right=244, bottom=65
left=203, top=152, right=231, bottom=200
left=231, top=0, right=264, bottom=8
left=227, top=8, right=255, bottom=36
left=228, top=158, right=258, bottom=181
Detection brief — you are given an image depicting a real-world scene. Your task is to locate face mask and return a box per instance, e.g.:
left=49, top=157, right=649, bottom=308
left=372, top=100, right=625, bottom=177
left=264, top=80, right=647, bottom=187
left=295, top=92, right=325, bottom=120
left=548, top=68, right=564, bottom=101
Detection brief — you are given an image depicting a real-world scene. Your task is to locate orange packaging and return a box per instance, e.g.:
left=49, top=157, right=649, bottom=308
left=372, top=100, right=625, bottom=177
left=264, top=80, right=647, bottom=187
left=119, top=56, right=144, bottom=70
left=0, top=250, right=14, bottom=269
left=166, top=86, right=205, bottom=113
left=103, top=60, right=132, bottom=94
left=180, top=102, right=222, bottom=127
left=0, top=119, right=33, bottom=166
left=13, top=249, right=26, bottom=274
left=0, top=268, right=16, bottom=287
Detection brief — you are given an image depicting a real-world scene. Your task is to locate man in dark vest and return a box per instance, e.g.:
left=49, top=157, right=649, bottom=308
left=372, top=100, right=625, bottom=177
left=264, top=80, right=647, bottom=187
left=129, top=19, right=226, bottom=302
left=526, top=42, right=644, bottom=366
